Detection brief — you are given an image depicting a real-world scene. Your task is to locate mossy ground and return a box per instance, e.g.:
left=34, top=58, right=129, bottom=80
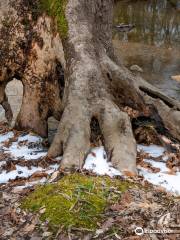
left=21, top=173, right=134, bottom=233
left=40, top=0, right=68, bottom=38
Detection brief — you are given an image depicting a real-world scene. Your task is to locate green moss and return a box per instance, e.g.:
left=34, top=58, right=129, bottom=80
left=21, top=174, right=134, bottom=232
left=40, top=0, right=68, bottom=38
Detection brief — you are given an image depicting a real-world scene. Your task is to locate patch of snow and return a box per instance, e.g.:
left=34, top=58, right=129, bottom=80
left=0, top=131, right=179, bottom=195
left=46, top=164, right=60, bottom=174
left=0, top=132, right=14, bottom=145
left=138, top=166, right=180, bottom=195
left=137, top=144, right=165, bottom=157
left=0, top=133, right=47, bottom=160
left=5, top=143, right=47, bottom=160
left=18, top=134, right=42, bottom=143
left=0, top=132, right=62, bottom=184
left=83, top=146, right=121, bottom=177
left=84, top=145, right=180, bottom=195
left=0, top=165, right=43, bottom=184
left=144, top=159, right=169, bottom=172
left=137, top=145, right=180, bottom=195
left=0, top=163, right=60, bottom=184
left=0, top=161, right=6, bottom=167
left=55, top=156, right=62, bottom=161
left=13, top=177, right=47, bottom=190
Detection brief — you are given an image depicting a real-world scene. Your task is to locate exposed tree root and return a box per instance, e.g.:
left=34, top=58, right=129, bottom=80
left=0, top=0, right=179, bottom=174
left=98, top=99, right=137, bottom=173
left=48, top=101, right=91, bottom=169
left=136, top=77, right=180, bottom=141
left=21, top=0, right=180, bottom=173
left=48, top=0, right=141, bottom=174
left=102, top=53, right=180, bottom=141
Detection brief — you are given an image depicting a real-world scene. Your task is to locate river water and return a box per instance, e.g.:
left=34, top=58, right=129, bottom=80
left=113, top=0, right=180, bottom=100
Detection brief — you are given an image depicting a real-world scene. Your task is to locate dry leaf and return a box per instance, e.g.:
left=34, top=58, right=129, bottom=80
left=123, top=170, right=137, bottom=177
left=171, top=75, right=180, bottom=82
left=90, top=152, right=96, bottom=157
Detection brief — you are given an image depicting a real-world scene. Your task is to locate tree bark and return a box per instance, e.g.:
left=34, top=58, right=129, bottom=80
left=0, top=0, right=64, bottom=136
left=0, top=0, right=180, bottom=174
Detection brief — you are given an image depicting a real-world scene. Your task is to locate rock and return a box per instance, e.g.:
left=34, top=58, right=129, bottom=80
left=171, top=75, right=180, bottom=82
left=22, top=223, right=36, bottom=234
left=3, top=228, right=14, bottom=237
left=42, top=232, right=52, bottom=237
left=30, top=237, right=42, bottom=240
left=114, top=23, right=135, bottom=32
left=39, top=207, right=46, bottom=214
left=2, top=193, right=11, bottom=201
left=130, top=65, right=143, bottom=73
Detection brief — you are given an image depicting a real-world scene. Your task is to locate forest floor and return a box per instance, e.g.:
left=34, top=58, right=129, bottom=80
left=0, top=122, right=180, bottom=240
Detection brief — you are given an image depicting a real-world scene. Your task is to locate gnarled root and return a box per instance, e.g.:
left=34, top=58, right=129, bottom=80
left=103, top=53, right=180, bottom=141
left=99, top=99, right=137, bottom=173
left=48, top=98, right=137, bottom=173
left=47, top=49, right=140, bottom=174
left=144, top=96, right=180, bottom=141
left=47, top=0, right=180, bottom=174
left=48, top=101, right=91, bottom=169
left=1, top=0, right=178, bottom=176
left=48, top=51, right=180, bottom=174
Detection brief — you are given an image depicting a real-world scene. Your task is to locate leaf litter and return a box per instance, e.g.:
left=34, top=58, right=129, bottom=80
left=0, top=122, right=180, bottom=239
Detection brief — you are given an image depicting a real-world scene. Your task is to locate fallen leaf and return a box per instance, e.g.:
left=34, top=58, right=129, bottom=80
left=39, top=207, right=46, bottom=214
left=90, top=152, right=96, bottom=157
left=29, top=171, right=48, bottom=180
left=49, top=171, right=59, bottom=182
left=101, top=218, right=114, bottom=232
left=42, top=232, right=52, bottom=237
left=123, top=170, right=137, bottom=177
left=171, top=75, right=180, bottom=82
left=22, top=223, right=35, bottom=234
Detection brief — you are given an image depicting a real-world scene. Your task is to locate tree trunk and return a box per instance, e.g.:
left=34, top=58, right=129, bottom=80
left=48, top=0, right=180, bottom=174
left=0, top=0, right=64, bottom=137
left=0, top=0, right=180, bottom=174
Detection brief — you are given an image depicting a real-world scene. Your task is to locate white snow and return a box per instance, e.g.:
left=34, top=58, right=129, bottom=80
left=18, top=134, right=42, bottom=143
left=0, top=164, right=61, bottom=184
left=6, top=143, right=47, bottom=160
left=137, top=144, right=180, bottom=195
left=46, top=164, right=60, bottom=174
left=0, top=165, right=43, bottom=184
left=0, top=132, right=60, bottom=184
left=0, top=131, right=14, bottom=145
left=83, top=146, right=121, bottom=177
left=138, top=167, right=180, bottom=195
left=84, top=145, right=180, bottom=195
left=0, top=161, right=6, bottom=167
left=0, top=131, right=180, bottom=195
left=144, top=159, right=169, bottom=172
left=0, top=132, right=47, bottom=160
left=137, top=144, right=165, bottom=157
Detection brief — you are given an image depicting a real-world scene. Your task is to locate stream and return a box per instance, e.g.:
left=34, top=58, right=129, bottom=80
left=113, top=0, right=180, bottom=100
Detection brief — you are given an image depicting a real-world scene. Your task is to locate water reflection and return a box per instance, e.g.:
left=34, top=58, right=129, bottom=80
left=113, top=0, right=180, bottom=100
left=114, top=0, right=180, bottom=47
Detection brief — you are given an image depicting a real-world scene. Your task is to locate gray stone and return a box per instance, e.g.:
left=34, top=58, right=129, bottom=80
left=130, top=64, right=143, bottom=73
